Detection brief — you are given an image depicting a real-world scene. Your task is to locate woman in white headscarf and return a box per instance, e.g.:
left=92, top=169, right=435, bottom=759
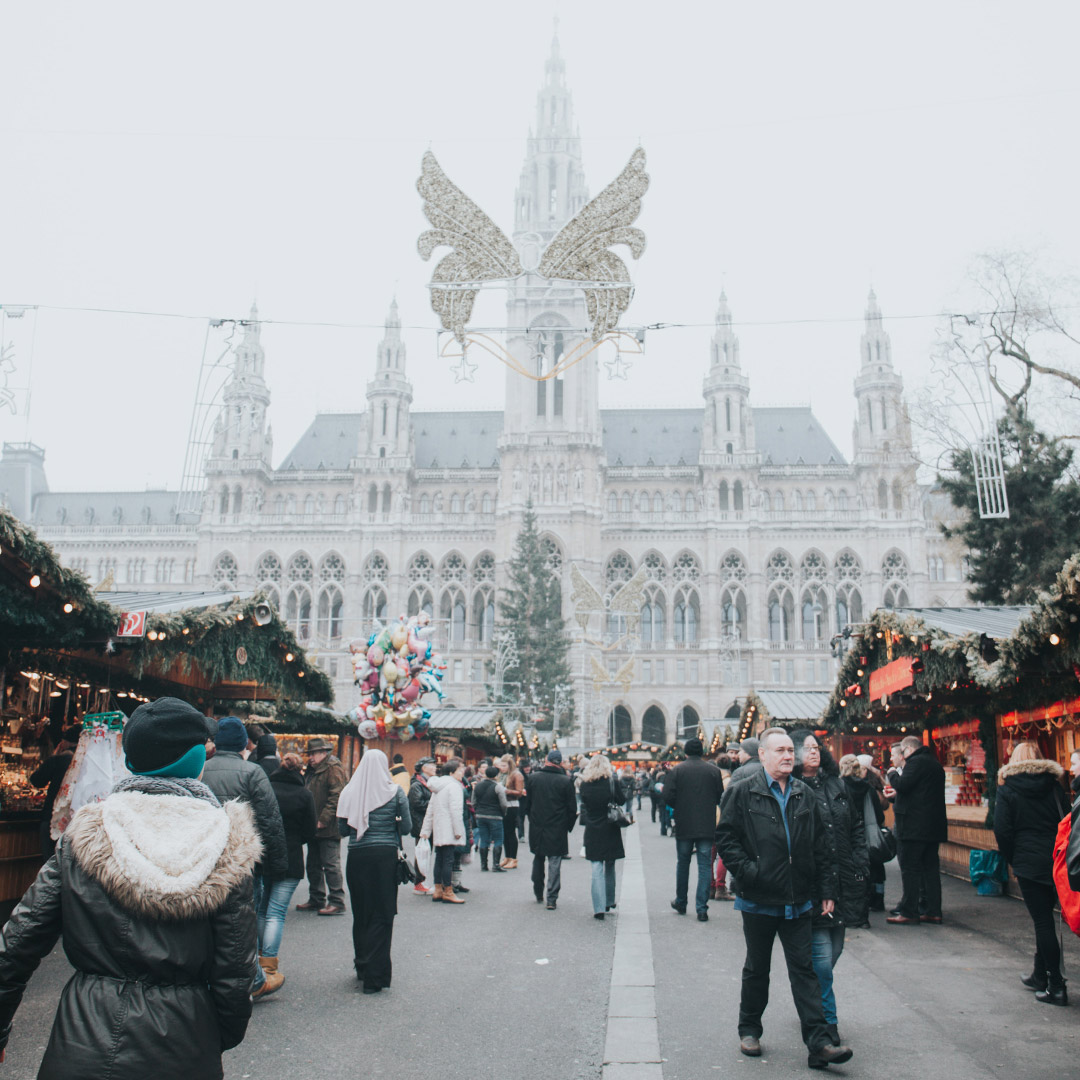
left=337, top=749, right=411, bottom=993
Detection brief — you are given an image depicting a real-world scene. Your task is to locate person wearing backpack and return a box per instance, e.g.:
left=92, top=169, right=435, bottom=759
left=994, top=741, right=1071, bottom=1006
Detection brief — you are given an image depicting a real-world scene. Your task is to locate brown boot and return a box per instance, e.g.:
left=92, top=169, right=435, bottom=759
left=252, top=969, right=284, bottom=999
left=442, top=885, right=466, bottom=904
left=431, top=884, right=445, bottom=901
left=504, top=858, right=518, bottom=869
left=258, top=956, right=279, bottom=974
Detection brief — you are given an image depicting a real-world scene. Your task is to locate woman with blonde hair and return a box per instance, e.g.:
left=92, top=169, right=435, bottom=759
left=578, top=754, right=626, bottom=920
left=994, top=740, right=1071, bottom=1005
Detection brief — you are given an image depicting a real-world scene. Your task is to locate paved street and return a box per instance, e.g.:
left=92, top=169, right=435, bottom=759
left=3, top=821, right=1079, bottom=1079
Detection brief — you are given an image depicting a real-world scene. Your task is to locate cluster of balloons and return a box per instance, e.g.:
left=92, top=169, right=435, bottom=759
left=347, top=612, right=447, bottom=741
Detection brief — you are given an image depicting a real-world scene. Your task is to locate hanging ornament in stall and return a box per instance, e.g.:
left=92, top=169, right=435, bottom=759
left=50, top=711, right=130, bottom=840
left=346, top=612, right=447, bottom=741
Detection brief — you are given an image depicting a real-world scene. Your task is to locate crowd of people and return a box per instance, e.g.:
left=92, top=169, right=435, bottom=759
left=1, top=703, right=1078, bottom=1076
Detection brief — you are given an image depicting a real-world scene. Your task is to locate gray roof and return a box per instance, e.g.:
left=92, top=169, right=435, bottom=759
left=278, top=405, right=846, bottom=473
left=32, top=490, right=180, bottom=527
left=892, top=606, right=1033, bottom=640
left=413, top=412, right=501, bottom=469
left=753, top=407, right=846, bottom=466
left=103, top=589, right=253, bottom=614
left=754, top=690, right=832, bottom=722
left=426, top=706, right=500, bottom=732
left=278, top=413, right=363, bottom=471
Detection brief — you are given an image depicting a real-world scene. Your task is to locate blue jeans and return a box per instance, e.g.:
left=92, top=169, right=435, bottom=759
left=675, top=838, right=712, bottom=915
left=476, top=817, right=504, bottom=851
left=811, top=924, right=846, bottom=1025
left=591, top=859, right=617, bottom=914
left=257, top=877, right=302, bottom=958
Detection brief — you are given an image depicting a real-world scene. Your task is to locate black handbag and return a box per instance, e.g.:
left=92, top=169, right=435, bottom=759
left=395, top=819, right=417, bottom=885
left=863, top=792, right=897, bottom=866
left=607, top=775, right=633, bottom=828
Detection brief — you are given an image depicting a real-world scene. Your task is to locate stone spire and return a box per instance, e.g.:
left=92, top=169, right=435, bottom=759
left=711, top=290, right=741, bottom=369
left=702, top=290, right=752, bottom=458
left=365, top=298, right=412, bottom=458
left=513, top=27, right=589, bottom=242
left=860, top=288, right=892, bottom=370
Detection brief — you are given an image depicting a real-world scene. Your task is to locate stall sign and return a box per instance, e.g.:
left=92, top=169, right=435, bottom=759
left=117, top=611, right=147, bottom=638
left=627, top=751, right=651, bottom=760
left=869, top=657, right=914, bottom=700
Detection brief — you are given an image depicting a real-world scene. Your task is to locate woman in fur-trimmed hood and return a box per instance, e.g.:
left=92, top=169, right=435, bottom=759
left=994, top=741, right=1072, bottom=1005
left=0, top=697, right=261, bottom=1079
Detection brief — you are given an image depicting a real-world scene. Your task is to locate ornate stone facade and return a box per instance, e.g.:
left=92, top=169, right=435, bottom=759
left=7, top=34, right=973, bottom=745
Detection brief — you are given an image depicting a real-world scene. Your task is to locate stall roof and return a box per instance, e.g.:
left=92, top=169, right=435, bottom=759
left=892, top=606, right=1032, bottom=640
left=754, top=690, right=832, bottom=722
left=104, top=590, right=251, bottom=614
left=427, top=707, right=499, bottom=732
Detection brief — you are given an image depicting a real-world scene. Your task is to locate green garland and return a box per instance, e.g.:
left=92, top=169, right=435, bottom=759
left=123, top=593, right=333, bottom=703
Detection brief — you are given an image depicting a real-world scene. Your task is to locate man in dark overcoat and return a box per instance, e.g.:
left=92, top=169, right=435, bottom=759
left=885, top=735, right=947, bottom=924
left=663, top=738, right=724, bottom=920
left=526, top=750, right=577, bottom=909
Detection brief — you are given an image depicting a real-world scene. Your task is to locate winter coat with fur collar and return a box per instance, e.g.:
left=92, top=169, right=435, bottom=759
left=993, top=757, right=1070, bottom=885
left=419, top=775, right=466, bottom=848
left=0, top=782, right=261, bottom=1080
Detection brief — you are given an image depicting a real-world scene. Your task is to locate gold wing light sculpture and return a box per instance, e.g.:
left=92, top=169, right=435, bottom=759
left=417, top=149, right=648, bottom=346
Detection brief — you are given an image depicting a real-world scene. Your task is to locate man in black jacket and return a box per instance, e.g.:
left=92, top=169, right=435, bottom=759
left=526, top=750, right=577, bottom=910
left=885, top=735, right=947, bottom=925
left=664, top=738, right=724, bottom=921
left=716, top=728, right=852, bottom=1068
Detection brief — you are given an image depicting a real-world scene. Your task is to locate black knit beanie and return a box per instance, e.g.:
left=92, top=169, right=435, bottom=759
left=122, top=697, right=210, bottom=774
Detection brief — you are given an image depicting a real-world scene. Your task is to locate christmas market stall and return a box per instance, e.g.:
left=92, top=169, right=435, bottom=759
left=820, top=602, right=1033, bottom=885
left=737, top=690, right=834, bottom=746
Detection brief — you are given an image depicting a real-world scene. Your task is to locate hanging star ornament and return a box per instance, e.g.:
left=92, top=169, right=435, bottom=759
left=604, top=349, right=631, bottom=380
left=451, top=347, right=477, bottom=383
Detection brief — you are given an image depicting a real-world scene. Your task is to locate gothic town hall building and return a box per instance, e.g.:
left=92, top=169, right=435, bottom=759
left=2, top=38, right=968, bottom=745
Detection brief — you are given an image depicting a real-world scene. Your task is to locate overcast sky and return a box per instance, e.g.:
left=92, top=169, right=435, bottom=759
left=1, top=1, right=1077, bottom=492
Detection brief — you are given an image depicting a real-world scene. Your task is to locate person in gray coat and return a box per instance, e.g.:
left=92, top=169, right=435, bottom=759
left=202, top=715, right=288, bottom=999
left=729, top=738, right=763, bottom=785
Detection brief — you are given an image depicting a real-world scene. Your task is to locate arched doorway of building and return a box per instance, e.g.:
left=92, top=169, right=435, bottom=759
left=641, top=705, right=666, bottom=745
left=677, top=704, right=701, bottom=740
left=609, top=706, right=632, bottom=745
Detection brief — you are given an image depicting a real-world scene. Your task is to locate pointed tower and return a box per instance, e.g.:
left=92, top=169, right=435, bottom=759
left=852, top=290, right=909, bottom=458
left=212, top=302, right=272, bottom=465
left=702, top=291, right=755, bottom=461
left=501, top=29, right=600, bottom=452
left=513, top=26, right=589, bottom=248
left=364, top=299, right=413, bottom=459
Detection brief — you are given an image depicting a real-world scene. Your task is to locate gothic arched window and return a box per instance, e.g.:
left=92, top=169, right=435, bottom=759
left=285, top=587, right=312, bottom=642
left=673, top=588, right=700, bottom=646
left=317, top=586, right=344, bottom=641
left=733, top=480, right=744, bottom=511
left=473, top=589, right=495, bottom=644
left=642, top=706, right=667, bottom=745
left=441, top=588, right=467, bottom=644
left=482, top=492, right=493, bottom=514
left=382, top=484, right=392, bottom=513
left=719, top=480, right=729, bottom=511
left=877, top=479, right=889, bottom=509
left=640, top=585, right=666, bottom=646
left=363, top=587, right=388, bottom=623
left=212, top=552, right=237, bottom=587
left=368, top=484, right=378, bottom=513
left=607, top=492, right=617, bottom=513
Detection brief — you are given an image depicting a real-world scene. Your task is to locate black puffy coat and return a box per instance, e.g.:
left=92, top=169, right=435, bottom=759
left=663, top=756, right=724, bottom=840
left=993, top=758, right=1070, bottom=885
left=795, top=765, right=869, bottom=927
left=0, top=782, right=259, bottom=1079
left=844, top=773, right=886, bottom=891
left=716, top=768, right=837, bottom=907
left=202, top=751, right=288, bottom=878
left=580, top=775, right=626, bottom=863
left=408, top=775, right=432, bottom=840
left=892, top=746, right=948, bottom=843
left=526, top=765, right=577, bottom=857
left=269, top=768, right=318, bottom=880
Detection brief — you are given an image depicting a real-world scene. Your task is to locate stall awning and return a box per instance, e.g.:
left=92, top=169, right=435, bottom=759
left=892, top=606, right=1032, bottom=639
left=426, top=707, right=501, bottom=733
left=753, top=691, right=832, bottom=722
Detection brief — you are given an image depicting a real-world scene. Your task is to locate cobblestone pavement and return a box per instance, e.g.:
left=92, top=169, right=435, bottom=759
left=2, top=822, right=1078, bottom=1079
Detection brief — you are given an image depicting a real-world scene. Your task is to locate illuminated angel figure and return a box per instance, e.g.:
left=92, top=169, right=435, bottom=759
left=417, top=148, right=648, bottom=344
left=570, top=563, right=649, bottom=637
left=589, top=654, right=636, bottom=695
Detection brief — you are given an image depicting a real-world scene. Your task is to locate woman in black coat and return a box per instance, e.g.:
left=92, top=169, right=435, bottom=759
left=262, top=753, right=317, bottom=983
left=0, top=697, right=258, bottom=1079
left=792, top=731, right=869, bottom=1045
left=993, top=742, right=1071, bottom=1005
left=839, top=755, right=884, bottom=927
left=578, top=754, right=626, bottom=919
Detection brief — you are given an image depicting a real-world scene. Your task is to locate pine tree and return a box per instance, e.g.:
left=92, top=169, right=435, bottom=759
left=940, top=410, right=1080, bottom=603
left=497, top=504, right=575, bottom=731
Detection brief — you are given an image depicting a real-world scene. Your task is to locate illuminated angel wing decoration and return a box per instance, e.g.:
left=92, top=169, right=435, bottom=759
left=590, top=655, right=609, bottom=692
left=613, top=657, right=636, bottom=695
left=537, top=148, right=649, bottom=341
left=570, top=563, right=604, bottom=632
left=609, top=565, right=649, bottom=634
left=417, top=151, right=524, bottom=342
